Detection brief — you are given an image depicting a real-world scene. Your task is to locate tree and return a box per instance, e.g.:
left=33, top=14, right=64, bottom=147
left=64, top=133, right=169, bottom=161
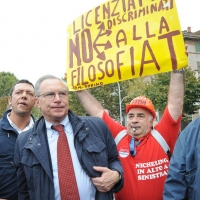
left=0, top=72, right=18, bottom=118
left=144, top=73, right=169, bottom=112
left=182, top=68, right=200, bottom=118
left=126, top=77, right=150, bottom=101
left=0, top=96, right=9, bottom=118
left=89, top=81, right=131, bottom=119
left=68, top=91, right=86, bottom=116
left=144, top=67, right=200, bottom=121
left=0, top=72, right=18, bottom=97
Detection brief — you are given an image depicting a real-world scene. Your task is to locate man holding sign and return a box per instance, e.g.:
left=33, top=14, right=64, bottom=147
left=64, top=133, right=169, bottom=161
left=75, top=70, right=185, bottom=200
left=67, top=0, right=188, bottom=91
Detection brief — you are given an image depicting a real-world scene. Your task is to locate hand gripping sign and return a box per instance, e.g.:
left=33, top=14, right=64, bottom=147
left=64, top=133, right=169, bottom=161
left=67, top=0, right=188, bottom=91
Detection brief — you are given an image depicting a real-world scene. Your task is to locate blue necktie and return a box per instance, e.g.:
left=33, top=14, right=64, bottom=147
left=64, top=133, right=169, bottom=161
left=130, top=137, right=136, bottom=156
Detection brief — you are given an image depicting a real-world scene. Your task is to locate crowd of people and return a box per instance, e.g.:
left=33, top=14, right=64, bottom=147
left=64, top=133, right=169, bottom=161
left=0, top=67, right=199, bottom=200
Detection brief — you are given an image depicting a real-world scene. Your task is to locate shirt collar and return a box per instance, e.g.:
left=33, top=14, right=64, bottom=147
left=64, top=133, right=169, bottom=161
left=45, top=115, right=69, bottom=129
left=7, top=112, right=34, bottom=134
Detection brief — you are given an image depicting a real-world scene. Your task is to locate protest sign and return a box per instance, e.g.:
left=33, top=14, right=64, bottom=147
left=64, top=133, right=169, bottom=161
left=67, top=0, right=188, bottom=91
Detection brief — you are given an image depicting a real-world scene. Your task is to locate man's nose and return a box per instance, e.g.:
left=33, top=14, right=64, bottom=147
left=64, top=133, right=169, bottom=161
left=132, top=116, right=139, bottom=122
left=54, top=93, right=61, bottom=101
left=21, top=91, right=27, bottom=98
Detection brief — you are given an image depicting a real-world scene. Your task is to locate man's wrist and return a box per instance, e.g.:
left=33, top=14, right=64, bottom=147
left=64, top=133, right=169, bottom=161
left=112, top=170, right=121, bottom=182
left=172, top=69, right=185, bottom=74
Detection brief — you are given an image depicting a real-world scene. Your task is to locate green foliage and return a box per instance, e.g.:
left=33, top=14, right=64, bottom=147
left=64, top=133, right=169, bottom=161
left=0, top=72, right=18, bottom=97
left=31, top=107, right=42, bottom=121
left=144, top=73, right=170, bottom=112
left=68, top=91, right=86, bottom=116
left=144, top=67, right=200, bottom=121
left=127, top=77, right=149, bottom=98
left=68, top=80, right=131, bottom=119
left=183, top=68, right=200, bottom=116
left=0, top=97, right=9, bottom=118
left=0, top=72, right=18, bottom=117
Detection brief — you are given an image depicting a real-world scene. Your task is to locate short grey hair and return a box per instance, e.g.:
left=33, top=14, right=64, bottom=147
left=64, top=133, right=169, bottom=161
left=35, top=75, right=69, bottom=97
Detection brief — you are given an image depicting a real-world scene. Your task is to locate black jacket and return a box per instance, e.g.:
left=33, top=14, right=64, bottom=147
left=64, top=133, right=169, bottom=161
left=0, top=109, right=34, bottom=200
left=14, top=110, right=124, bottom=200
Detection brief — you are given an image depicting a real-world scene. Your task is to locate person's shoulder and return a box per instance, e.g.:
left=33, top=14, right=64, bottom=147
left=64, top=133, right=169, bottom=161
left=79, top=116, right=108, bottom=129
left=0, top=110, right=12, bottom=125
left=179, top=117, right=200, bottom=141
left=183, top=117, right=200, bottom=132
left=0, top=111, right=7, bottom=123
left=79, top=116, right=104, bottom=122
left=0, top=113, right=10, bottom=129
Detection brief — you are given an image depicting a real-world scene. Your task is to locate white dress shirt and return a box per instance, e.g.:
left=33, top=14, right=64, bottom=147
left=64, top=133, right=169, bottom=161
left=45, top=116, right=96, bottom=200
left=7, top=113, right=34, bottom=134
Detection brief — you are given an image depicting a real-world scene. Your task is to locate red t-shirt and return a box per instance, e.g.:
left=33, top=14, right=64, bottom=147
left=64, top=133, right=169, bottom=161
left=102, top=107, right=181, bottom=200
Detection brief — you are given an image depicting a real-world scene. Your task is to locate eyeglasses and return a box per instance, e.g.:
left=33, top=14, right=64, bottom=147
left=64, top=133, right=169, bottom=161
left=38, top=91, right=68, bottom=100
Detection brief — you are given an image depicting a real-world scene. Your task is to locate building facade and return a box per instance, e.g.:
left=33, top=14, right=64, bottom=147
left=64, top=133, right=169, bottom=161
left=183, top=27, right=200, bottom=120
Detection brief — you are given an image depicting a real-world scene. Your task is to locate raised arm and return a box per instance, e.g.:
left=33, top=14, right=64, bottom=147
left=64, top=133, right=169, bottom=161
left=75, top=69, right=185, bottom=121
left=167, top=70, right=185, bottom=121
left=76, top=90, right=105, bottom=118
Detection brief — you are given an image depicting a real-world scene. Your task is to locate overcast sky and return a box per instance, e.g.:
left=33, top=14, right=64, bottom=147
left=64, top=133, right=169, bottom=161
left=0, top=0, right=199, bottom=85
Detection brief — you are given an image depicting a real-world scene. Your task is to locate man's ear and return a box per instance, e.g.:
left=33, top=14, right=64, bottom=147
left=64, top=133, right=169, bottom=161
left=149, top=114, right=154, bottom=125
left=35, top=98, right=41, bottom=109
left=8, top=96, right=11, bottom=105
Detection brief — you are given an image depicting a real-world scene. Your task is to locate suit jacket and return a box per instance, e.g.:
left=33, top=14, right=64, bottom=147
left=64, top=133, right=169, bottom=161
left=14, top=110, right=123, bottom=200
